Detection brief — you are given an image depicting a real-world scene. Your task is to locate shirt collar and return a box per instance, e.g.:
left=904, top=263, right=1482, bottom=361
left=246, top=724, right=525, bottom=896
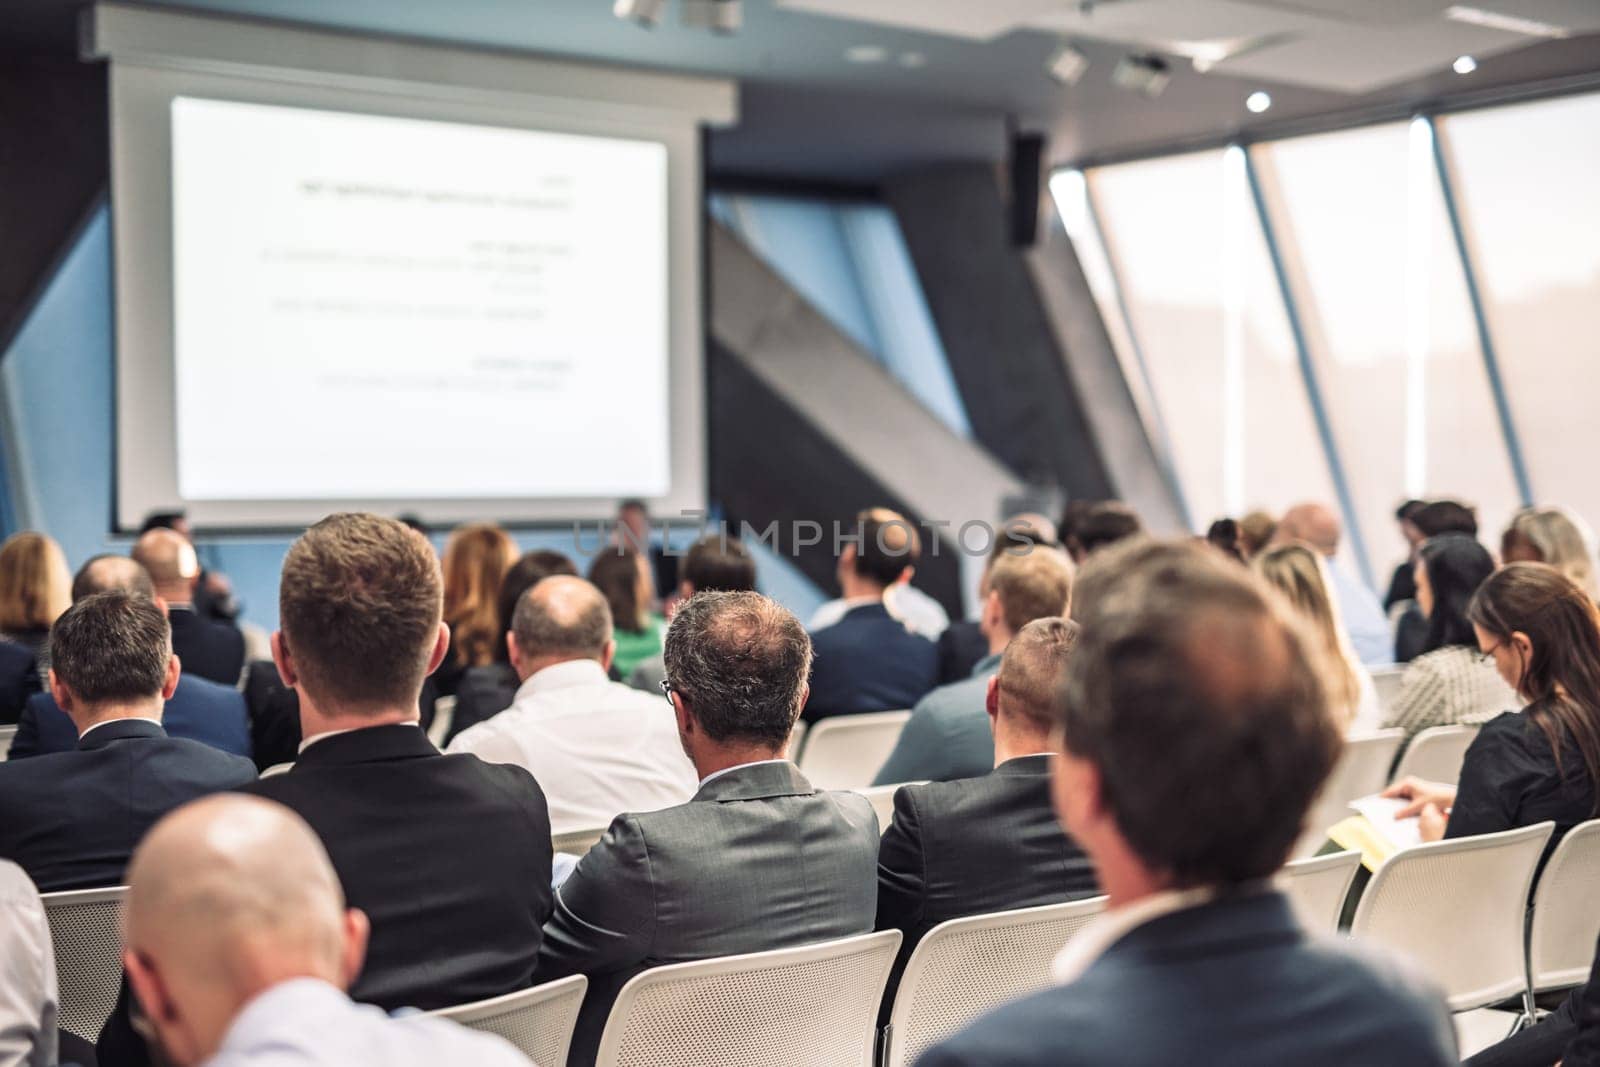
left=213, top=977, right=348, bottom=1058
left=515, top=659, right=611, bottom=701
left=79, top=716, right=162, bottom=741
left=299, top=721, right=417, bottom=756
left=698, top=757, right=791, bottom=788
left=1050, top=886, right=1218, bottom=985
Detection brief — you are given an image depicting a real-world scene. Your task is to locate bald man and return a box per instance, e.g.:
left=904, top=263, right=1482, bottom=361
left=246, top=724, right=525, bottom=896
left=132, top=530, right=244, bottom=686
left=1274, top=502, right=1392, bottom=666
left=448, top=576, right=697, bottom=833
left=122, top=796, right=532, bottom=1067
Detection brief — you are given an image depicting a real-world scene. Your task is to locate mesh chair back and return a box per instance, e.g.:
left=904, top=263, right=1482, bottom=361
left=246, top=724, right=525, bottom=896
left=883, top=896, right=1106, bottom=1067
left=785, top=720, right=808, bottom=761
left=431, top=974, right=588, bottom=1065
left=0, top=723, right=17, bottom=761
left=797, top=711, right=912, bottom=790
left=1351, top=822, right=1553, bottom=1010
left=593, top=930, right=901, bottom=1067
left=427, top=695, right=457, bottom=748
left=42, top=885, right=128, bottom=1041
left=1392, top=725, right=1479, bottom=788
left=552, top=826, right=608, bottom=857
left=1277, top=851, right=1361, bottom=934
left=851, top=784, right=922, bottom=836
left=1529, top=819, right=1600, bottom=991
left=1294, top=729, right=1406, bottom=858
left=1371, top=666, right=1406, bottom=712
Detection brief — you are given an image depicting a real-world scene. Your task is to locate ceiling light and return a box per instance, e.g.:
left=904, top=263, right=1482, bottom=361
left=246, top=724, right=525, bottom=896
left=1246, top=91, right=1272, bottom=113
left=613, top=0, right=665, bottom=28
left=1047, top=40, right=1090, bottom=85
left=845, top=45, right=887, bottom=64
left=1112, top=54, right=1170, bottom=98
left=1453, top=54, right=1479, bottom=74
left=1444, top=5, right=1570, bottom=38
left=681, top=0, right=741, bottom=34
left=898, top=51, right=927, bottom=69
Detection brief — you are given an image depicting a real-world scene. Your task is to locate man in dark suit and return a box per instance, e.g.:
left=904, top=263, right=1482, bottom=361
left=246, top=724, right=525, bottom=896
left=803, top=508, right=938, bottom=724
left=876, top=617, right=1097, bottom=1006
left=132, top=529, right=245, bottom=686
left=0, top=590, right=256, bottom=891
left=535, top=590, right=878, bottom=1066
left=918, top=540, right=1457, bottom=1067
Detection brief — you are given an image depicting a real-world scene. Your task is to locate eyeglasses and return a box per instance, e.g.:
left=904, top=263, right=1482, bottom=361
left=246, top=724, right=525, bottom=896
left=1478, top=640, right=1504, bottom=665
left=659, top=679, right=675, bottom=707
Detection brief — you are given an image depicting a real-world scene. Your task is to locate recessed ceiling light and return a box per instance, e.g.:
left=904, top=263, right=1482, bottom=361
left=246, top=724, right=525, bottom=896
left=898, top=51, right=927, bottom=69
left=1444, top=5, right=1570, bottom=38
left=845, top=45, right=888, bottom=64
left=1246, top=91, right=1272, bottom=113
left=1048, top=40, right=1090, bottom=85
left=1453, top=54, right=1479, bottom=74
left=613, top=0, right=664, bottom=28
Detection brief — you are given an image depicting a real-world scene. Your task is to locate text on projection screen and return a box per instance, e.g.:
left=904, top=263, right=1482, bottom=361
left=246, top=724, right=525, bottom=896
left=170, top=96, right=671, bottom=501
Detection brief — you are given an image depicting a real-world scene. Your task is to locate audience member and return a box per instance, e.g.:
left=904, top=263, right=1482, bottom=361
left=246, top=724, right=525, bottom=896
left=1205, top=517, right=1245, bottom=563
left=803, top=508, right=937, bottom=723
left=240, top=515, right=552, bottom=1012
left=876, top=618, right=1097, bottom=1009
left=1383, top=534, right=1512, bottom=742
left=1255, top=543, right=1381, bottom=732
left=873, top=544, right=1073, bottom=784
left=1502, top=507, right=1599, bottom=600
left=1062, top=500, right=1143, bottom=563
left=436, top=522, right=517, bottom=699
left=9, top=555, right=251, bottom=760
left=239, top=660, right=301, bottom=771
left=132, top=529, right=246, bottom=686
left=1412, top=499, right=1479, bottom=539
left=121, top=795, right=532, bottom=1067
left=0, top=532, right=70, bottom=723
left=1237, top=508, right=1278, bottom=559
left=1392, top=500, right=1482, bottom=660
left=934, top=518, right=1055, bottom=686
left=587, top=546, right=663, bottom=680
left=615, top=498, right=676, bottom=602
left=450, top=549, right=579, bottom=742
left=627, top=534, right=757, bottom=693
left=0, top=591, right=255, bottom=891
left=448, top=575, right=696, bottom=832
left=918, top=539, right=1456, bottom=1067
left=1546, top=933, right=1600, bottom=1067
left=1384, top=500, right=1428, bottom=610
left=1274, top=502, right=1391, bottom=665
left=535, top=591, right=877, bottom=1066
left=139, top=510, right=240, bottom=623
left=809, top=513, right=953, bottom=641
left=0, top=859, right=56, bottom=1067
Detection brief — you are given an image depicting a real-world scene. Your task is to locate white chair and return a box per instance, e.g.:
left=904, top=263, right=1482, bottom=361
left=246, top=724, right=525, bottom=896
left=593, top=930, right=901, bottom=1067
left=260, top=761, right=294, bottom=777
left=1371, top=665, right=1406, bottom=712
left=431, top=974, right=588, bottom=1066
left=0, top=723, right=16, bottom=762
left=785, top=720, right=808, bottom=761
left=1277, top=851, right=1361, bottom=935
left=553, top=825, right=608, bottom=857
left=882, top=897, right=1107, bottom=1067
left=41, top=885, right=129, bottom=1041
left=1351, top=822, right=1553, bottom=1056
left=796, top=711, right=911, bottom=790
left=852, top=784, right=923, bottom=836
left=1527, top=819, right=1600, bottom=1000
left=1294, top=729, right=1406, bottom=858
left=428, top=695, right=457, bottom=748
left=1392, top=725, right=1479, bottom=788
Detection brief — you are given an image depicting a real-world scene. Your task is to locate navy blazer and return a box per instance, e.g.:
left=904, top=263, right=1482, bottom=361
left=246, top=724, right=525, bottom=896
left=0, top=636, right=44, bottom=725
left=0, top=719, right=258, bottom=891
left=167, top=606, right=246, bottom=687
left=916, top=889, right=1457, bottom=1067
left=8, top=674, right=252, bottom=761
left=803, top=602, right=938, bottom=724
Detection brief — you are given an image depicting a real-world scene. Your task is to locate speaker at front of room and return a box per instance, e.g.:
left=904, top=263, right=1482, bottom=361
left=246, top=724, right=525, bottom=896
left=1009, top=132, right=1045, bottom=248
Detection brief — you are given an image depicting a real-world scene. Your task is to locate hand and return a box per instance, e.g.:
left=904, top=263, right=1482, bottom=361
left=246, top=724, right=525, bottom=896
left=1381, top=776, right=1458, bottom=820
left=1418, top=803, right=1448, bottom=843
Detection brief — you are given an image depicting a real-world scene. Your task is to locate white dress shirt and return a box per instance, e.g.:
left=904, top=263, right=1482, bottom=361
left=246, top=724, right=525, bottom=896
left=446, top=659, right=697, bottom=834
left=0, top=861, right=55, bottom=1067
left=202, top=978, right=529, bottom=1067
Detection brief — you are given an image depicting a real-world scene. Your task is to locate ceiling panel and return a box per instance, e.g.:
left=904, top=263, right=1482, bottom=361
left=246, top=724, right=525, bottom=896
left=775, top=0, right=1065, bottom=41
left=1029, top=0, right=1330, bottom=41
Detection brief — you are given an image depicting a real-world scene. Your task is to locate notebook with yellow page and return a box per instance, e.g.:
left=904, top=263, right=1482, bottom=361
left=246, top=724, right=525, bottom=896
left=1327, top=795, right=1424, bottom=871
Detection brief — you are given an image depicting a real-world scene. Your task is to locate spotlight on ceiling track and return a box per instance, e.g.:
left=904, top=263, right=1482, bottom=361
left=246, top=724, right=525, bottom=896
left=613, top=0, right=665, bottom=28
left=1112, top=54, right=1171, bottom=97
left=1246, top=90, right=1272, bottom=113
left=1453, top=54, right=1478, bottom=74
left=682, top=0, right=742, bottom=34
left=1048, top=40, right=1090, bottom=85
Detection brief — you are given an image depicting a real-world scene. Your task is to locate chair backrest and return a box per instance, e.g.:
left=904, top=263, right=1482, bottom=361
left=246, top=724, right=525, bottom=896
left=1371, top=665, right=1406, bottom=712
left=427, top=695, right=457, bottom=749
left=42, top=885, right=129, bottom=1041
left=0, top=723, right=17, bottom=761
left=883, top=897, right=1106, bottom=1067
left=1392, top=725, right=1479, bottom=788
left=431, top=974, right=588, bottom=1066
left=1294, top=729, right=1406, bottom=858
left=1529, top=819, right=1600, bottom=991
left=797, top=711, right=912, bottom=790
left=851, top=784, right=922, bottom=836
left=785, top=720, right=808, bottom=762
left=593, top=930, right=901, bottom=1067
left=1277, top=851, right=1362, bottom=935
left=1351, top=822, right=1553, bottom=1010
left=552, top=826, right=608, bottom=857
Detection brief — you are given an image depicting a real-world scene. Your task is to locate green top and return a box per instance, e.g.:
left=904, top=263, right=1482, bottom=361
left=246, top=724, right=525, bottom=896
left=611, top=613, right=666, bottom=680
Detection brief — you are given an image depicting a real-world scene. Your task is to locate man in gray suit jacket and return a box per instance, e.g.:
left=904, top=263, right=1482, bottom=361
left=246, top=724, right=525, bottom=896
left=533, top=591, right=879, bottom=1067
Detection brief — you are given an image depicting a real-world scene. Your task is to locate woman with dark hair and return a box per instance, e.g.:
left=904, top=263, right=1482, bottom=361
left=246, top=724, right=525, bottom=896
left=587, top=547, right=663, bottom=679
left=1384, top=534, right=1514, bottom=741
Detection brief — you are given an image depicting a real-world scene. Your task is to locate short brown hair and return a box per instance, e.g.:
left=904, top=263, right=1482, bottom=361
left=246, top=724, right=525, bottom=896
left=851, top=508, right=921, bottom=587
left=280, top=513, right=442, bottom=713
left=50, top=590, right=171, bottom=706
left=987, top=547, right=1074, bottom=633
left=995, top=617, right=1078, bottom=730
left=513, top=576, right=612, bottom=662
left=1062, top=539, right=1341, bottom=887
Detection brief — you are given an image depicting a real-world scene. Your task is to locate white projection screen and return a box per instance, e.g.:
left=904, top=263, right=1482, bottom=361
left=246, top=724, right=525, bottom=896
left=88, top=2, right=736, bottom=530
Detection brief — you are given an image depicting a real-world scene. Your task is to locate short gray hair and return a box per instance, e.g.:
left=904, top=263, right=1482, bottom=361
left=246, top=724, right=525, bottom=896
left=512, top=576, right=612, bottom=661
left=663, top=591, right=811, bottom=746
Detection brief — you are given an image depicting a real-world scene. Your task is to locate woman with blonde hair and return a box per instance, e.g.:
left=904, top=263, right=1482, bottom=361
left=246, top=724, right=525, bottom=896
left=1254, top=542, right=1381, bottom=732
left=438, top=523, right=517, bottom=697
left=0, top=531, right=71, bottom=722
left=1501, top=507, right=1598, bottom=600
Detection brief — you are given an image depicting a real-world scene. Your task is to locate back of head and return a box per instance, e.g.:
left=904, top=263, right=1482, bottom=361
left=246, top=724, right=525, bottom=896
left=1065, top=539, right=1341, bottom=887
left=280, top=513, right=442, bottom=714
left=1237, top=510, right=1278, bottom=559
left=512, top=576, right=612, bottom=664
left=132, top=529, right=200, bottom=597
left=1275, top=503, right=1341, bottom=557
left=1253, top=543, right=1361, bottom=717
left=1417, top=534, right=1494, bottom=653
left=681, top=535, right=757, bottom=594
left=1511, top=508, right=1597, bottom=598
left=1070, top=502, right=1144, bottom=560
left=138, top=511, right=189, bottom=537
left=494, top=551, right=579, bottom=664
left=50, top=590, right=171, bottom=711
left=851, top=508, right=921, bottom=587
left=987, top=545, right=1074, bottom=634
left=72, top=555, right=155, bottom=603
left=587, top=548, right=649, bottom=633
left=0, top=531, right=71, bottom=633
left=1205, top=518, right=1244, bottom=563
left=1411, top=500, right=1478, bottom=539
left=994, top=617, right=1078, bottom=735
left=441, top=524, right=516, bottom=668
left=663, top=591, right=811, bottom=748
